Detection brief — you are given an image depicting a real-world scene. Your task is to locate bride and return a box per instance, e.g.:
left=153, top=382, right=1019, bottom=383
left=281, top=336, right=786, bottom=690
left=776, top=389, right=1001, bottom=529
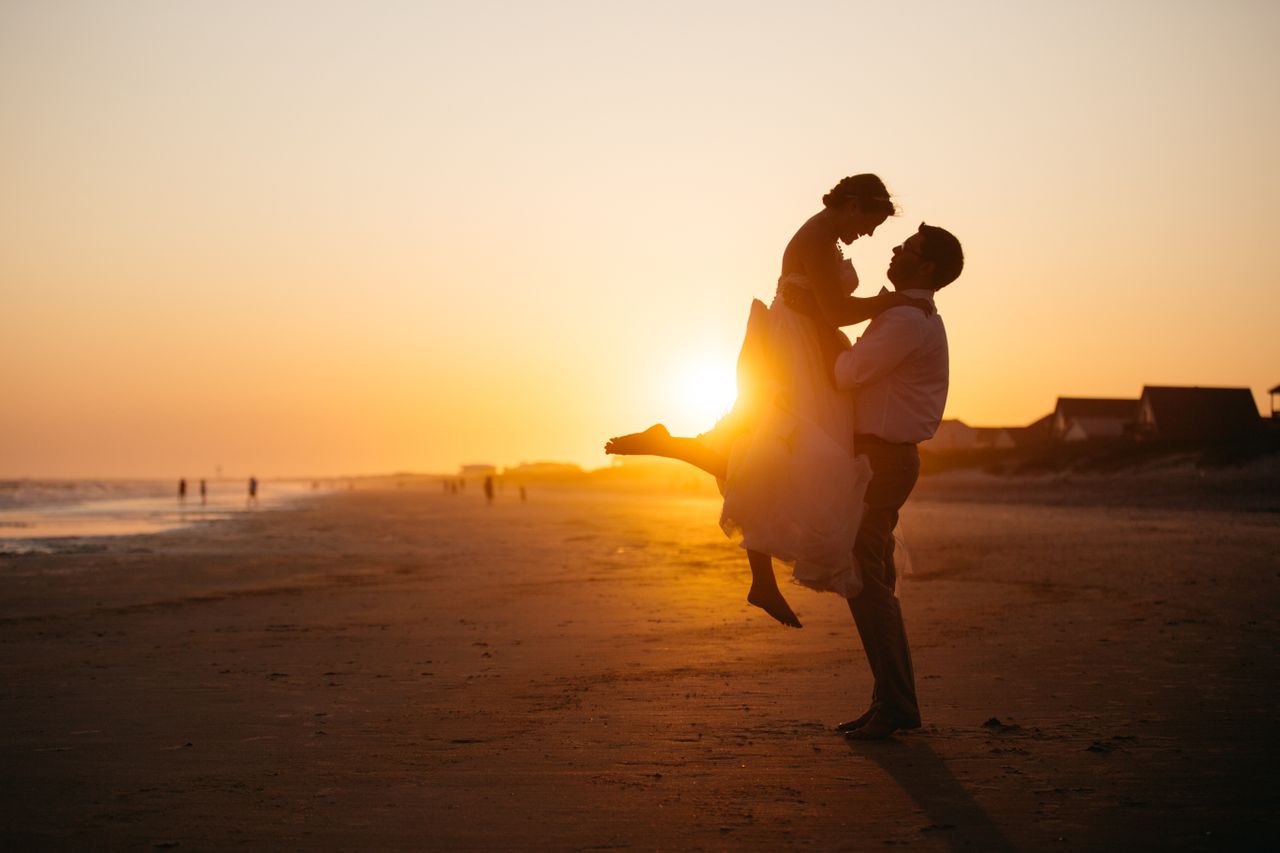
left=606, top=175, right=928, bottom=627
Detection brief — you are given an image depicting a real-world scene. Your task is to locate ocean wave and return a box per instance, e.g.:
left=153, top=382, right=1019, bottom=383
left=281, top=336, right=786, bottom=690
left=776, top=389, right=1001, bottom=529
left=0, top=480, right=182, bottom=511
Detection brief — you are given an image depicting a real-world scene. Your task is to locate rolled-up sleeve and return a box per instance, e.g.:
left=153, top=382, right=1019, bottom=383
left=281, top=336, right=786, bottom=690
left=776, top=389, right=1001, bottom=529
left=834, top=309, right=927, bottom=390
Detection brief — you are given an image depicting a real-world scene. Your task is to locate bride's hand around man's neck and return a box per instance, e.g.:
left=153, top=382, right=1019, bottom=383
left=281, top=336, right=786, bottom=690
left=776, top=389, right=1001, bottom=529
left=886, top=291, right=935, bottom=317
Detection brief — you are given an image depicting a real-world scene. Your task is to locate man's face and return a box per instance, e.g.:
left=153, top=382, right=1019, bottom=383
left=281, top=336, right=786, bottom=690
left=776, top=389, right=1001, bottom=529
left=886, top=232, right=931, bottom=289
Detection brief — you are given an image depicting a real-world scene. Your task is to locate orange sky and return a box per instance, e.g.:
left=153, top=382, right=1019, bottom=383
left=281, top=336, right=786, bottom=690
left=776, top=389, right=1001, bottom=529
left=3, top=2, right=1279, bottom=477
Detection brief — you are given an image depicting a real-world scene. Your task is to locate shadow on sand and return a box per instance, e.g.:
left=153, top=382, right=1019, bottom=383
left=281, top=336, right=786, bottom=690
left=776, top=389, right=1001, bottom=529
left=846, top=736, right=1017, bottom=852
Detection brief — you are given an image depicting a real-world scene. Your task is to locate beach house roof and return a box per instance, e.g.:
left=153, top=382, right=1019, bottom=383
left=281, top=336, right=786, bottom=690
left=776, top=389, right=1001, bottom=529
left=923, top=414, right=1054, bottom=452
left=973, top=427, right=1015, bottom=449
left=1136, top=386, right=1261, bottom=442
left=1009, top=413, right=1054, bottom=447
left=924, top=419, right=977, bottom=451
left=1051, top=397, right=1138, bottom=442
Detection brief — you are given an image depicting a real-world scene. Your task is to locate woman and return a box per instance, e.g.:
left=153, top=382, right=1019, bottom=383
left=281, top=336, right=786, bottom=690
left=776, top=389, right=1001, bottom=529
left=606, top=175, right=925, bottom=628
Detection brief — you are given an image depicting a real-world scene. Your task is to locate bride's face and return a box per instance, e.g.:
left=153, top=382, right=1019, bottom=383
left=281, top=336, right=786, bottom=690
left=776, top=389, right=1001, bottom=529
left=839, top=203, right=888, bottom=244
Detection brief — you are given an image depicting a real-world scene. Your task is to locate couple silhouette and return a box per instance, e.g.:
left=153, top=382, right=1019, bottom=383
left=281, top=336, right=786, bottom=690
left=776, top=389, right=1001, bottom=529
left=607, top=174, right=963, bottom=739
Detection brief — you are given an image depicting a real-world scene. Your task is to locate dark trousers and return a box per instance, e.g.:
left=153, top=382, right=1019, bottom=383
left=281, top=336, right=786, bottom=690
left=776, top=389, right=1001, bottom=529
left=848, top=439, right=922, bottom=727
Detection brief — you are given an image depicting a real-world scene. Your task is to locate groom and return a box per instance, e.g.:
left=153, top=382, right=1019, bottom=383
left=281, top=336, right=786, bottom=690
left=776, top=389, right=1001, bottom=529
left=820, top=222, right=964, bottom=740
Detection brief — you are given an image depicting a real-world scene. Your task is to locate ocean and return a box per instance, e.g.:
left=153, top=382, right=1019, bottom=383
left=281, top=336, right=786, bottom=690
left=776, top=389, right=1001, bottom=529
left=0, top=479, right=323, bottom=553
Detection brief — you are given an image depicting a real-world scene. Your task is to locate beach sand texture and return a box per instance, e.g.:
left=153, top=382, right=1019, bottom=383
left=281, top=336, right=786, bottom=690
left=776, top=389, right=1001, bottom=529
left=1, top=482, right=1277, bottom=850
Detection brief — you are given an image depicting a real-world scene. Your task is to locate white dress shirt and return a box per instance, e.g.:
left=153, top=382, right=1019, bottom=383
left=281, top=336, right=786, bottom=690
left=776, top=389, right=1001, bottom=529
left=833, top=288, right=949, bottom=444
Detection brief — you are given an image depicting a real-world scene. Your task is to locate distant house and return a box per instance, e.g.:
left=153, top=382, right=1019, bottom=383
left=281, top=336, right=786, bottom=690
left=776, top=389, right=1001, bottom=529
left=502, top=461, right=584, bottom=480
left=1135, top=386, right=1262, bottom=442
left=1008, top=413, right=1054, bottom=448
left=1051, top=397, right=1138, bottom=442
left=924, top=419, right=977, bottom=451
left=458, top=464, right=497, bottom=479
left=974, top=427, right=1016, bottom=449
left=923, top=414, right=1052, bottom=452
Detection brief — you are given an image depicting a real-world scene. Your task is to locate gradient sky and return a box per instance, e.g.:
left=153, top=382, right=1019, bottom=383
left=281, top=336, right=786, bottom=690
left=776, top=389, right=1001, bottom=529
left=3, top=0, right=1279, bottom=477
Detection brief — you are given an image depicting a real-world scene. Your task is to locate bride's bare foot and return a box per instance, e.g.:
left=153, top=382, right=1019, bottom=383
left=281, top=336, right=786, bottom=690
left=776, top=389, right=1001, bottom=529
left=747, top=584, right=802, bottom=628
left=605, top=423, right=671, bottom=455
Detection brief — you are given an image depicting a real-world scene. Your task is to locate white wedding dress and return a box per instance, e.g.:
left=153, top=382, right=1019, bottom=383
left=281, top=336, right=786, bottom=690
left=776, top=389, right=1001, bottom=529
left=699, top=274, right=872, bottom=598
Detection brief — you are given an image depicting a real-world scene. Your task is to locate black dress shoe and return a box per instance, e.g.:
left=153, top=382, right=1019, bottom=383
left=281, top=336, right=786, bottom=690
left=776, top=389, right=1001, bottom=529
left=836, top=708, right=875, bottom=733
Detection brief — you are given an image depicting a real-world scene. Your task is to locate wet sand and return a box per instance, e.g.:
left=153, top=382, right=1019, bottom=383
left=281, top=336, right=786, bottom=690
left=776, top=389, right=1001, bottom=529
left=1, top=480, right=1277, bottom=849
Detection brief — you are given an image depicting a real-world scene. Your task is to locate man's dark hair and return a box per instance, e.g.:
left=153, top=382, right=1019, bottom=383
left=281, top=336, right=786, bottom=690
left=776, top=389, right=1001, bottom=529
left=918, top=223, right=964, bottom=289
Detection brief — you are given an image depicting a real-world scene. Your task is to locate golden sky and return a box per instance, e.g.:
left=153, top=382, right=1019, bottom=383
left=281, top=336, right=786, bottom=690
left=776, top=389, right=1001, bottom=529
left=3, top=1, right=1279, bottom=477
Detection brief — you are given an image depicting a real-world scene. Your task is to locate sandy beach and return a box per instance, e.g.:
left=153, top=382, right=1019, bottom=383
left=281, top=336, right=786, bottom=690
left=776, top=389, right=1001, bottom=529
left=1, top=478, right=1277, bottom=850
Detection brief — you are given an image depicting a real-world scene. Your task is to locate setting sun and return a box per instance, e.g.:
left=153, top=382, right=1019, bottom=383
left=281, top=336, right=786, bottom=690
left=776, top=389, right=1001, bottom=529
left=667, top=357, right=739, bottom=435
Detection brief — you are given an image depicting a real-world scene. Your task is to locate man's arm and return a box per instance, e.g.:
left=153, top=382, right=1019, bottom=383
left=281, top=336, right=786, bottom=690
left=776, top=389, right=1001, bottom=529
left=833, top=309, right=927, bottom=390
left=794, top=235, right=917, bottom=327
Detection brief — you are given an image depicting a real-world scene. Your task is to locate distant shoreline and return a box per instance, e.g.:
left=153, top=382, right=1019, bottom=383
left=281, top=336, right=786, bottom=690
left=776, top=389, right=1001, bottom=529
left=0, top=480, right=328, bottom=550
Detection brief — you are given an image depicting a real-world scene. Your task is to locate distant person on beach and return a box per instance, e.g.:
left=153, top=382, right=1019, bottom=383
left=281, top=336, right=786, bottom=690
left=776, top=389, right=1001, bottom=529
left=607, top=175, right=927, bottom=629
left=519, top=486, right=527, bottom=503
left=483, top=475, right=495, bottom=505
left=178, top=478, right=187, bottom=502
left=199, top=479, right=207, bottom=505
left=247, top=476, right=259, bottom=507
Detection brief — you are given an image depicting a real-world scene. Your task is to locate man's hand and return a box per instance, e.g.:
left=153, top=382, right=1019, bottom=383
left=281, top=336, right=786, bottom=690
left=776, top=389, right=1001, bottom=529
left=781, top=280, right=821, bottom=318
left=886, top=291, right=935, bottom=317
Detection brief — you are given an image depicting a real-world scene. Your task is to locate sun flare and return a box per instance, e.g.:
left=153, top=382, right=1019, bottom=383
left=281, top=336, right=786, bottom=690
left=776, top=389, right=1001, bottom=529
left=667, top=358, right=738, bottom=434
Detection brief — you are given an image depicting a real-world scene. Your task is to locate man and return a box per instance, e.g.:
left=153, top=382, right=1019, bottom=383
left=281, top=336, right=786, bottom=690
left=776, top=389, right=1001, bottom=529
left=831, top=223, right=964, bottom=740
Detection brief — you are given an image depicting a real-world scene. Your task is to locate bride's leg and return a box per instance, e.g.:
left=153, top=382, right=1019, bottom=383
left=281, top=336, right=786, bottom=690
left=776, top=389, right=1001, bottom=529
left=745, top=550, right=802, bottom=628
left=605, top=424, right=727, bottom=479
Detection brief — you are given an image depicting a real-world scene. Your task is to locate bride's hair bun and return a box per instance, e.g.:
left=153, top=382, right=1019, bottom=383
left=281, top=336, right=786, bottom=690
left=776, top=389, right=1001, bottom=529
left=823, top=174, right=897, bottom=216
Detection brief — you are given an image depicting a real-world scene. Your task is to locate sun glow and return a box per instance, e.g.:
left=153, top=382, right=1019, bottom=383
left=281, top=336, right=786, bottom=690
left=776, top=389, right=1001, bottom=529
left=667, top=358, right=739, bottom=435
left=3, top=4, right=1279, bottom=477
